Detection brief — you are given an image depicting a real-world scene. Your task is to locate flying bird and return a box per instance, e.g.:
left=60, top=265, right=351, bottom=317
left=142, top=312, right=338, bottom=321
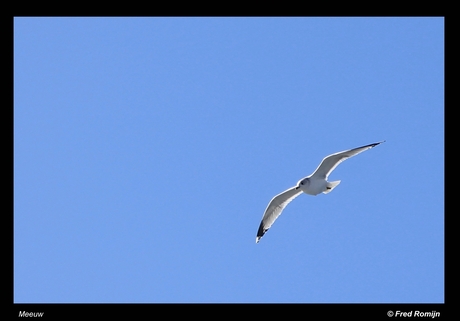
left=256, top=141, right=385, bottom=243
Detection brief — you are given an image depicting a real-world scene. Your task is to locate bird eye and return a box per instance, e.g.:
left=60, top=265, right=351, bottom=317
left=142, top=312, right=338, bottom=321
left=301, top=182, right=304, bottom=185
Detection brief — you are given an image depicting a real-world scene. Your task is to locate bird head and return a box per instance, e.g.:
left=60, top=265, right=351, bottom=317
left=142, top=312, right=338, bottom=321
left=296, top=178, right=308, bottom=190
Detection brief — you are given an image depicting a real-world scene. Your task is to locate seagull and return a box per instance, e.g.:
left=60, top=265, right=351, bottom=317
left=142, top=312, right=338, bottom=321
left=256, top=141, right=385, bottom=243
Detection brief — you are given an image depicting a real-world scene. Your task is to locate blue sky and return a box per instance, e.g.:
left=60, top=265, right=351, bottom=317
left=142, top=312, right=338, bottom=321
left=14, top=17, right=444, bottom=303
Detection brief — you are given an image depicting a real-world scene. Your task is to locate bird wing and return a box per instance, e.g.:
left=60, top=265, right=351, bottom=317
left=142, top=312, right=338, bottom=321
left=310, top=141, right=384, bottom=180
left=256, top=186, right=303, bottom=243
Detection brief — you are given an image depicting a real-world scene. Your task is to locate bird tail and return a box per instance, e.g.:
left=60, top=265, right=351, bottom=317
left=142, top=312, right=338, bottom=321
left=323, top=180, right=341, bottom=194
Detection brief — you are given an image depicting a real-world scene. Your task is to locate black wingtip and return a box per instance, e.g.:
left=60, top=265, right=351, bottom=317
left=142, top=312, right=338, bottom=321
left=256, top=222, right=268, bottom=243
left=370, top=140, right=385, bottom=148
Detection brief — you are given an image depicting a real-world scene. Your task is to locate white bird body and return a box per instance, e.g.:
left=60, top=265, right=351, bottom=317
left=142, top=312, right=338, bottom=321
left=297, top=177, right=333, bottom=195
left=256, top=141, right=384, bottom=243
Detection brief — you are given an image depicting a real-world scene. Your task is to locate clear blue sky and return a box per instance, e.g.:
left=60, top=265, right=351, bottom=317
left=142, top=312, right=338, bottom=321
left=14, top=17, right=444, bottom=303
